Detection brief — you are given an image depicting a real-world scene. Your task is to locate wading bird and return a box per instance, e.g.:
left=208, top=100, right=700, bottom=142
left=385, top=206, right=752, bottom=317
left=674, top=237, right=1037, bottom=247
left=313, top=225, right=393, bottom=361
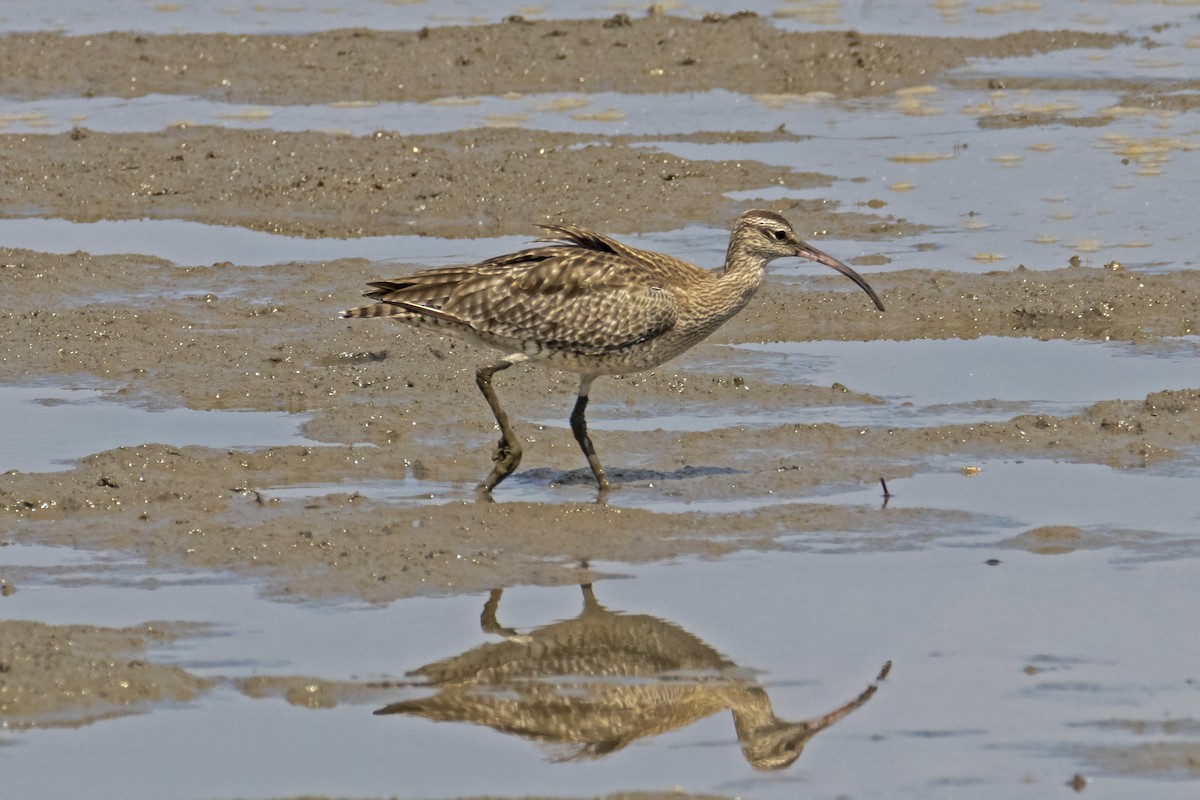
left=342, top=209, right=884, bottom=493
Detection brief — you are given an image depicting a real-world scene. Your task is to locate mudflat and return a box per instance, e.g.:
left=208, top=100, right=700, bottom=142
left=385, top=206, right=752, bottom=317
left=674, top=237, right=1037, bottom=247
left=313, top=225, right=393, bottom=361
left=2, top=13, right=1196, bottom=742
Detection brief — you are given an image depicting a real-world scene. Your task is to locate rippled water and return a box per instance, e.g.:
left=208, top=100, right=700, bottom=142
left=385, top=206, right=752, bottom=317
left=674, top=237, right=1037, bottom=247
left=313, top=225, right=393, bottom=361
left=6, top=539, right=1200, bottom=799
left=0, top=386, right=315, bottom=472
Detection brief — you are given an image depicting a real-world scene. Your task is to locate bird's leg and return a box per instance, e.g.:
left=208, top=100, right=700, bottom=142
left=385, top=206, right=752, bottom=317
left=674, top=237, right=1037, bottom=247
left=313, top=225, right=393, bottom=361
left=480, top=588, right=529, bottom=642
left=570, top=375, right=610, bottom=491
left=480, top=588, right=505, bottom=633
left=475, top=358, right=522, bottom=492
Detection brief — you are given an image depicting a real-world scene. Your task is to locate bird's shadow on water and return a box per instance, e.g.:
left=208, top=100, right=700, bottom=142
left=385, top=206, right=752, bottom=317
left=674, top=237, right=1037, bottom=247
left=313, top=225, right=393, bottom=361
left=531, top=464, right=741, bottom=486
left=492, top=465, right=744, bottom=504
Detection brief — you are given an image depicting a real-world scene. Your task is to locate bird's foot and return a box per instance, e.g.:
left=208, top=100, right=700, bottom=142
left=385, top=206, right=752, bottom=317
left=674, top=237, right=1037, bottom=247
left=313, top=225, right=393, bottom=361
left=479, top=436, right=523, bottom=492
left=587, top=458, right=610, bottom=493
left=491, top=436, right=521, bottom=465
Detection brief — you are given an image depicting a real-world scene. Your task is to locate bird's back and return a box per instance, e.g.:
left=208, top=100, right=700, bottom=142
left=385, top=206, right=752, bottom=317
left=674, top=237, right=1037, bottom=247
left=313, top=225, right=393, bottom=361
left=343, top=225, right=719, bottom=366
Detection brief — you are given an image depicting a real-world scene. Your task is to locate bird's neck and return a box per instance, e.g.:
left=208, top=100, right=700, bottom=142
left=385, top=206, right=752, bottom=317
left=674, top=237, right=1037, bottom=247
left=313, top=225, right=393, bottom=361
left=718, top=248, right=768, bottom=307
left=723, top=239, right=770, bottom=277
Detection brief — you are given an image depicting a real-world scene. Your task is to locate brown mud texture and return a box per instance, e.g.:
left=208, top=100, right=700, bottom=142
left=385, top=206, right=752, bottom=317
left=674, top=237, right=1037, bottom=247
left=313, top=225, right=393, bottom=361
left=1, top=14, right=1196, bottom=740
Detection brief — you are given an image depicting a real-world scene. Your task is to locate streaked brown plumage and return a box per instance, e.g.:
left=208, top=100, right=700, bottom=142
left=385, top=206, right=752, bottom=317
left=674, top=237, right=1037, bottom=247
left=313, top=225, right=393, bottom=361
left=375, top=585, right=887, bottom=769
left=342, top=209, right=884, bottom=492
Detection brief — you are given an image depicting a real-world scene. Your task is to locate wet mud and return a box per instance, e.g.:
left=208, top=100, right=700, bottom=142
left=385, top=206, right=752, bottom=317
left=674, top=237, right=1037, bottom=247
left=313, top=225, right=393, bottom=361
left=0, top=620, right=209, bottom=728
left=0, top=126, right=865, bottom=239
left=0, top=17, right=1195, bottom=784
left=0, top=19, right=1130, bottom=105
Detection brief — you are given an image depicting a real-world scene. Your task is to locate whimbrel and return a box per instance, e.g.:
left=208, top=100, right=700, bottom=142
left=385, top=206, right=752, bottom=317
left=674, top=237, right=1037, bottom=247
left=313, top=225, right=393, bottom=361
left=342, top=209, right=884, bottom=492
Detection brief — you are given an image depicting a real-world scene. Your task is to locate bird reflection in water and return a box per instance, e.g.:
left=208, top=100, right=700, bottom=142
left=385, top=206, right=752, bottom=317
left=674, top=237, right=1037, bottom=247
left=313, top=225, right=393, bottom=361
left=376, top=584, right=889, bottom=769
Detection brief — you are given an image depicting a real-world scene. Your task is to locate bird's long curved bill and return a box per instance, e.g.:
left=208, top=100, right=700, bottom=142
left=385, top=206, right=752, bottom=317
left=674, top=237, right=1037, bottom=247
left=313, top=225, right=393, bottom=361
left=799, top=243, right=886, bottom=312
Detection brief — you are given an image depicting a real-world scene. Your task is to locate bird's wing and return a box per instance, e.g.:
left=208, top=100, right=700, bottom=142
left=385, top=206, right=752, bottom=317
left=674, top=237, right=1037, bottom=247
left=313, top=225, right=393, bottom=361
left=448, top=248, right=680, bottom=354
left=352, top=226, right=686, bottom=353
left=534, top=223, right=649, bottom=263
left=355, top=238, right=599, bottom=310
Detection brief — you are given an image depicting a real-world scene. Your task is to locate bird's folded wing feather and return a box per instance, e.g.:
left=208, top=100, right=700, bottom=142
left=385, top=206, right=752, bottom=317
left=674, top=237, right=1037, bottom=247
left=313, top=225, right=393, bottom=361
left=358, top=235, right=685, bottom=354
left=450, top=251, right=679, bottom=353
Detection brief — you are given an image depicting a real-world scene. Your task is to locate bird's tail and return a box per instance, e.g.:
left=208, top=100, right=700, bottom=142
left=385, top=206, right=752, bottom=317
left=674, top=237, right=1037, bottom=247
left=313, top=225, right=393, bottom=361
left=341, top=299, right=468, bottom=328
left=341, top=303, right=403, bottom=319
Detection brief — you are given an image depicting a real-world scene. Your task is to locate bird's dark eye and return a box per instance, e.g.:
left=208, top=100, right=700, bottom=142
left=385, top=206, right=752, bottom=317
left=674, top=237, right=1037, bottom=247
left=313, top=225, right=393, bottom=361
left=771, top=229, right=787, bottom=241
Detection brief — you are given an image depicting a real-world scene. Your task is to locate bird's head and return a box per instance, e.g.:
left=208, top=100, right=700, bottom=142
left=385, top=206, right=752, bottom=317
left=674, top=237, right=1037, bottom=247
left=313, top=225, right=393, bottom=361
left=733, top=209, right=885, bottom=312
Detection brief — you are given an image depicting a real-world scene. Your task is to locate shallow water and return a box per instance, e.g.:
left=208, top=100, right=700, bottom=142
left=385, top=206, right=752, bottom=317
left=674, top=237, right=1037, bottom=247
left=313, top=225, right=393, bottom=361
left=5, top=538, right=1199, bottom=799
left=0, top=89, right=773, bottom=137
left=2, top=11, right=1198, bottom=275
left=592, top=336, right=1200, bottom=431
left=0, top=217, right=532, bottom=268
left=256, top=447, right=1200, bottom=524
left=820, top=457, right=1200, bottom=536
left=5, top=0, right=1198, bottom=39
left=0, top=386, right=314, bottom=473
left=3, top=78, right=1196, bottom=273
left=665, top=95, right=1199, bottom=274
left=736, top=336, right=1200, bottom=408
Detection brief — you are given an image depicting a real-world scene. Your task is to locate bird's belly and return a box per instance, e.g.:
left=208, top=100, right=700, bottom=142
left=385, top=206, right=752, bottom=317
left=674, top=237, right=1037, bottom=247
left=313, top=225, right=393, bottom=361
left=535, top=330, right=709, bottom=376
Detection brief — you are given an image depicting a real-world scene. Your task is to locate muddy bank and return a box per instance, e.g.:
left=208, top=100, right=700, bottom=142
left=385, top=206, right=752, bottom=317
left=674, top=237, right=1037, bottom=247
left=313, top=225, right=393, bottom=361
left=0, top=12, right=1192, bottom=753
left=0, top=126, right=897, bottom=238
left=4, top=387, right=1199, bottom=602
left=0, top=620, right=209, bottom=729
left=0, top=436, right=970, bottom=601
left=3, top=238, right=1200, bottom=607
left=1, top=247, right=1197, bottom=420
left=0, top=19, right=1131, bottom=104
